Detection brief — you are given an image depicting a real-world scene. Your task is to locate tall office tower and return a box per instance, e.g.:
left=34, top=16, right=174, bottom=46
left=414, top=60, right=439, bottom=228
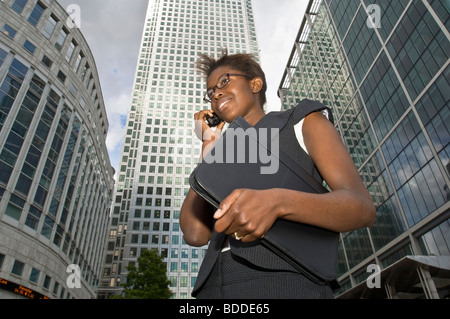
left=0, top=0, right=115, bottom=299
left=279, top=0, right=449, bottom=298
left=98, top=0, right=260, bottom=299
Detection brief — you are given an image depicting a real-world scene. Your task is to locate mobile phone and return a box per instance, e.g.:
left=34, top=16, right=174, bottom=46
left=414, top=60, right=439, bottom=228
left=206, top=113, right=223, bottom=127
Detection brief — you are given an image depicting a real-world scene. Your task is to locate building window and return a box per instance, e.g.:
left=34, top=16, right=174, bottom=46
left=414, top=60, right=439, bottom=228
left=52, top=281, right=59, bottom=296
left=11, top=0, right=28, bottom=14
left=25, top=206, right=42, bottom=230
left=65, top=40, right=76, bottom=62
left=41, top=55, right=52, bottom=68
left=180, top=276, right=188, bottom=287
left=69, top=83, right=77, bottom=97
left=5, top=194, right=25, bottom=221
left=11, top=260, right=25, bottom=277
left=57, top=70, right=66, bottom=83
left=28, top=2, right=45, bottom=27
left=54, top=27, right=68, bottom=50
left=29, top=267, right=40, bottom=283
left=23, top=39, right=36, bottom=54
left=418, top=220, right=450, bottom=256
left=42, top=275, right=51, bottom=289
left=2, top=24, right=17, bottom=38
left=42, top=14, right=57, bottom=39
left=170, top=276, right=177, bottom=287
left=41, top=216, right=54, bottom=239
left=74, top=52, right=83, bottom=72
left=0, top=254, right=5, bottom=270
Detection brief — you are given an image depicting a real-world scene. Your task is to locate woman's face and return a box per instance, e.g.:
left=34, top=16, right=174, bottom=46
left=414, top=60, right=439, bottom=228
left=206, top=65, right=262, bottom=124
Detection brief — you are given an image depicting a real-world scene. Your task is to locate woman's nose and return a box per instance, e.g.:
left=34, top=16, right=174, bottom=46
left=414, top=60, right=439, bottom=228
left=213, top=90, right=224, bottom=101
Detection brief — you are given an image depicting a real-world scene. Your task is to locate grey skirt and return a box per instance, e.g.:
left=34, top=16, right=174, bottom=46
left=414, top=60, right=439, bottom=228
left=194, top=251, right=334, bottom=299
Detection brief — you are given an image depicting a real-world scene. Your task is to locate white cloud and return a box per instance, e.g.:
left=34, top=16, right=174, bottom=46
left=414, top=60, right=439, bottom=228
left=253, top=0, right=309, bottom=112
left=105, top=92, right=130, bottom=152
left=57, top=0, right=147, bottom=171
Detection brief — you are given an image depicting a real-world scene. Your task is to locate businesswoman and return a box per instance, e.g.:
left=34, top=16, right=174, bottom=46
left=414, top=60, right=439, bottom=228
left=180, top=51, right=375, bottom=299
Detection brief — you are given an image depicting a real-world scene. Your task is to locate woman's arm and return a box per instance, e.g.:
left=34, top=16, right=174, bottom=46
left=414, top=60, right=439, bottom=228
left=213, top=111, right=376, bottom=242
left=180, top=110, right=226, bottom=247
left=180, top=188, right=215, bottom=247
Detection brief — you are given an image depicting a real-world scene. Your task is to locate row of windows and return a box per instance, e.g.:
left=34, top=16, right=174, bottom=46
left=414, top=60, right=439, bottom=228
left=132, top=246, right=202, bottom=261
left=3, top=0, right=107, bottom=136
left=1, top=177, right=108, bottom=289
left=120, top=153, right=198, bottom=166
left=339, top=109, right=447, bottom=270
left=130, top=233, right=181, bottom=245
left=161, top=0, right=245, bottom=11
left=328, top=0, right=361, bottom=41
left=0, top=253, right=72, bottom=299
left=105, top=245, right=204, bottom=271
left=129, top=220, right=180, bottom=232
left=284, top=0, right=449, bottom=279
left=343, top=6, right=381, bottom=85
left=338, top=218, right=450, bottom=286
left=387, top=0, right=449, bottom=101
left=120, top=174, right=190, bottom=186
left=169, top=276, right=196, bottom=290
left=340, top=109, right=447, bottom=270
left=0, top=55, right=111, bottom=292
left=132, top=196, right=182, bottom=207
left=170, top=261, right=199, bottom=273
left=367, top=0, right=410, bottom=42
left=160, top=11, right=246, bottom=25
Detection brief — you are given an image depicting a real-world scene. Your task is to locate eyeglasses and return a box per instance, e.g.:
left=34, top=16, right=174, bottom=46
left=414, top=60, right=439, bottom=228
left=204, top=73, right=252, bottom=103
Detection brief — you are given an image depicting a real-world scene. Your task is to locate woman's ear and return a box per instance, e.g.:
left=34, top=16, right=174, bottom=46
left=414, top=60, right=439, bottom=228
left=250, top=77, right=264, bottom=94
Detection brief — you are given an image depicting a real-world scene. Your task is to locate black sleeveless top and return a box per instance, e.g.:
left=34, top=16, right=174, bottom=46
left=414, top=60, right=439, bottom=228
left=192, top=99, right=334, bottom=296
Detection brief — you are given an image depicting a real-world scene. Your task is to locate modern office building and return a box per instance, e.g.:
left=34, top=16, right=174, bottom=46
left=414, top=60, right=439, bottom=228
left=0, top=0, right=115, bottom=298
left=98, top=0, right=260, bottom=299
left=278, top=0, right=449, bottom=298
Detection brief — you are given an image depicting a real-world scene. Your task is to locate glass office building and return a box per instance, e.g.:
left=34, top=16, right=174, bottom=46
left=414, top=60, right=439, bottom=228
left=279, top=0, right=449, bottom=298
left=0, top=0, right=115, bottom=298
left=98, top=0, right=260, bottom=299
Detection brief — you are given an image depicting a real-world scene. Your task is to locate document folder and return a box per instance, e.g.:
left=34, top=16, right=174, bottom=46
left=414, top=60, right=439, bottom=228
left=190, top=116, right=339, bottom=283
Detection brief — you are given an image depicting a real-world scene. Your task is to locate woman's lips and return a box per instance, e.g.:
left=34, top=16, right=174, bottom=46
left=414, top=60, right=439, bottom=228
left=218, top=98, right=231, bottom=111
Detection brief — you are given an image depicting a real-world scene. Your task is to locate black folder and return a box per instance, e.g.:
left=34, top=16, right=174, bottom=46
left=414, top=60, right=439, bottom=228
left=190, top=116, right=339, bottom=283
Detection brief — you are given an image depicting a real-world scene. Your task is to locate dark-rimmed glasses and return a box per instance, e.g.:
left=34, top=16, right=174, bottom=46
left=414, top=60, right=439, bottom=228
left=203, top=73, right=252, bottom=103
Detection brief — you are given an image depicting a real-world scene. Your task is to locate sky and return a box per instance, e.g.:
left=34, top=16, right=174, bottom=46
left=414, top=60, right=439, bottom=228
left=56, top=0, right=309, bottom=171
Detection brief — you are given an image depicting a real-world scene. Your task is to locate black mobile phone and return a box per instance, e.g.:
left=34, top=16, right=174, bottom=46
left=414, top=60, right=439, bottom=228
left=206, top=113, right=223, bottom=127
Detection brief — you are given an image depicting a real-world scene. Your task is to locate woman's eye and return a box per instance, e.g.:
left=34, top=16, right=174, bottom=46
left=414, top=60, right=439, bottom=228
left=219, top=78, right=229, bottom=87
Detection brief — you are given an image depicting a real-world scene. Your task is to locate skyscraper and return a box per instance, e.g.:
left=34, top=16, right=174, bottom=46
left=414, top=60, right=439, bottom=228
left=98, top=0, right=260, bottom=299
left=279, top=0, right=449, bottom=298
left=0, top=0, right=114, bottom=298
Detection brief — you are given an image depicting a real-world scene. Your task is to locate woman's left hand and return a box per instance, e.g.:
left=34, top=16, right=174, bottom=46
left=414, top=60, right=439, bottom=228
left=213, top=189, right=282, bottom=243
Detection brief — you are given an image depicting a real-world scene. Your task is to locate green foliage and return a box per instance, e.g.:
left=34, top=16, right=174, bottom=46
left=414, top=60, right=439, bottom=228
left=113, top=249, right=172, bottom=299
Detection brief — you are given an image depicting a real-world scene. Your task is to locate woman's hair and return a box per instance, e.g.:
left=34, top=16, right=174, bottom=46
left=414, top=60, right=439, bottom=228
left=196, top=49, right=267, bottom=107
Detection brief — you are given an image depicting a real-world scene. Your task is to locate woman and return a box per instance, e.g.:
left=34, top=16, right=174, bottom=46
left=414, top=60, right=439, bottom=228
left=180, top=51, right=375, bottom=299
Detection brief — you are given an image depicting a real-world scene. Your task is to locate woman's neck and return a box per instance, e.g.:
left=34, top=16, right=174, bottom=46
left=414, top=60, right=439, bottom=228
left=243, top=106, right=266, bottom=126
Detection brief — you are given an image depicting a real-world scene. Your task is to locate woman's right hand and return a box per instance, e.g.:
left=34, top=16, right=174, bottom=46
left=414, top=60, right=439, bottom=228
left=194, top=109, right=226, bottom=161
left=194, top=109, right=226, bottom=142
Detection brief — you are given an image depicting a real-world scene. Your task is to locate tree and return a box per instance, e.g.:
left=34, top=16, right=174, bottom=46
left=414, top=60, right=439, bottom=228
left=114, top=249, right=172, bottom=299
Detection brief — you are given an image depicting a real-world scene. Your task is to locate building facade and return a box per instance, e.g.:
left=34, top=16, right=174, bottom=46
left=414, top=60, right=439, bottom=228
left=0, top=0, right=115, bottom=298
left=278, top=0, right=449, bottom=298
left=98, top=0, right=260, bottom=299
